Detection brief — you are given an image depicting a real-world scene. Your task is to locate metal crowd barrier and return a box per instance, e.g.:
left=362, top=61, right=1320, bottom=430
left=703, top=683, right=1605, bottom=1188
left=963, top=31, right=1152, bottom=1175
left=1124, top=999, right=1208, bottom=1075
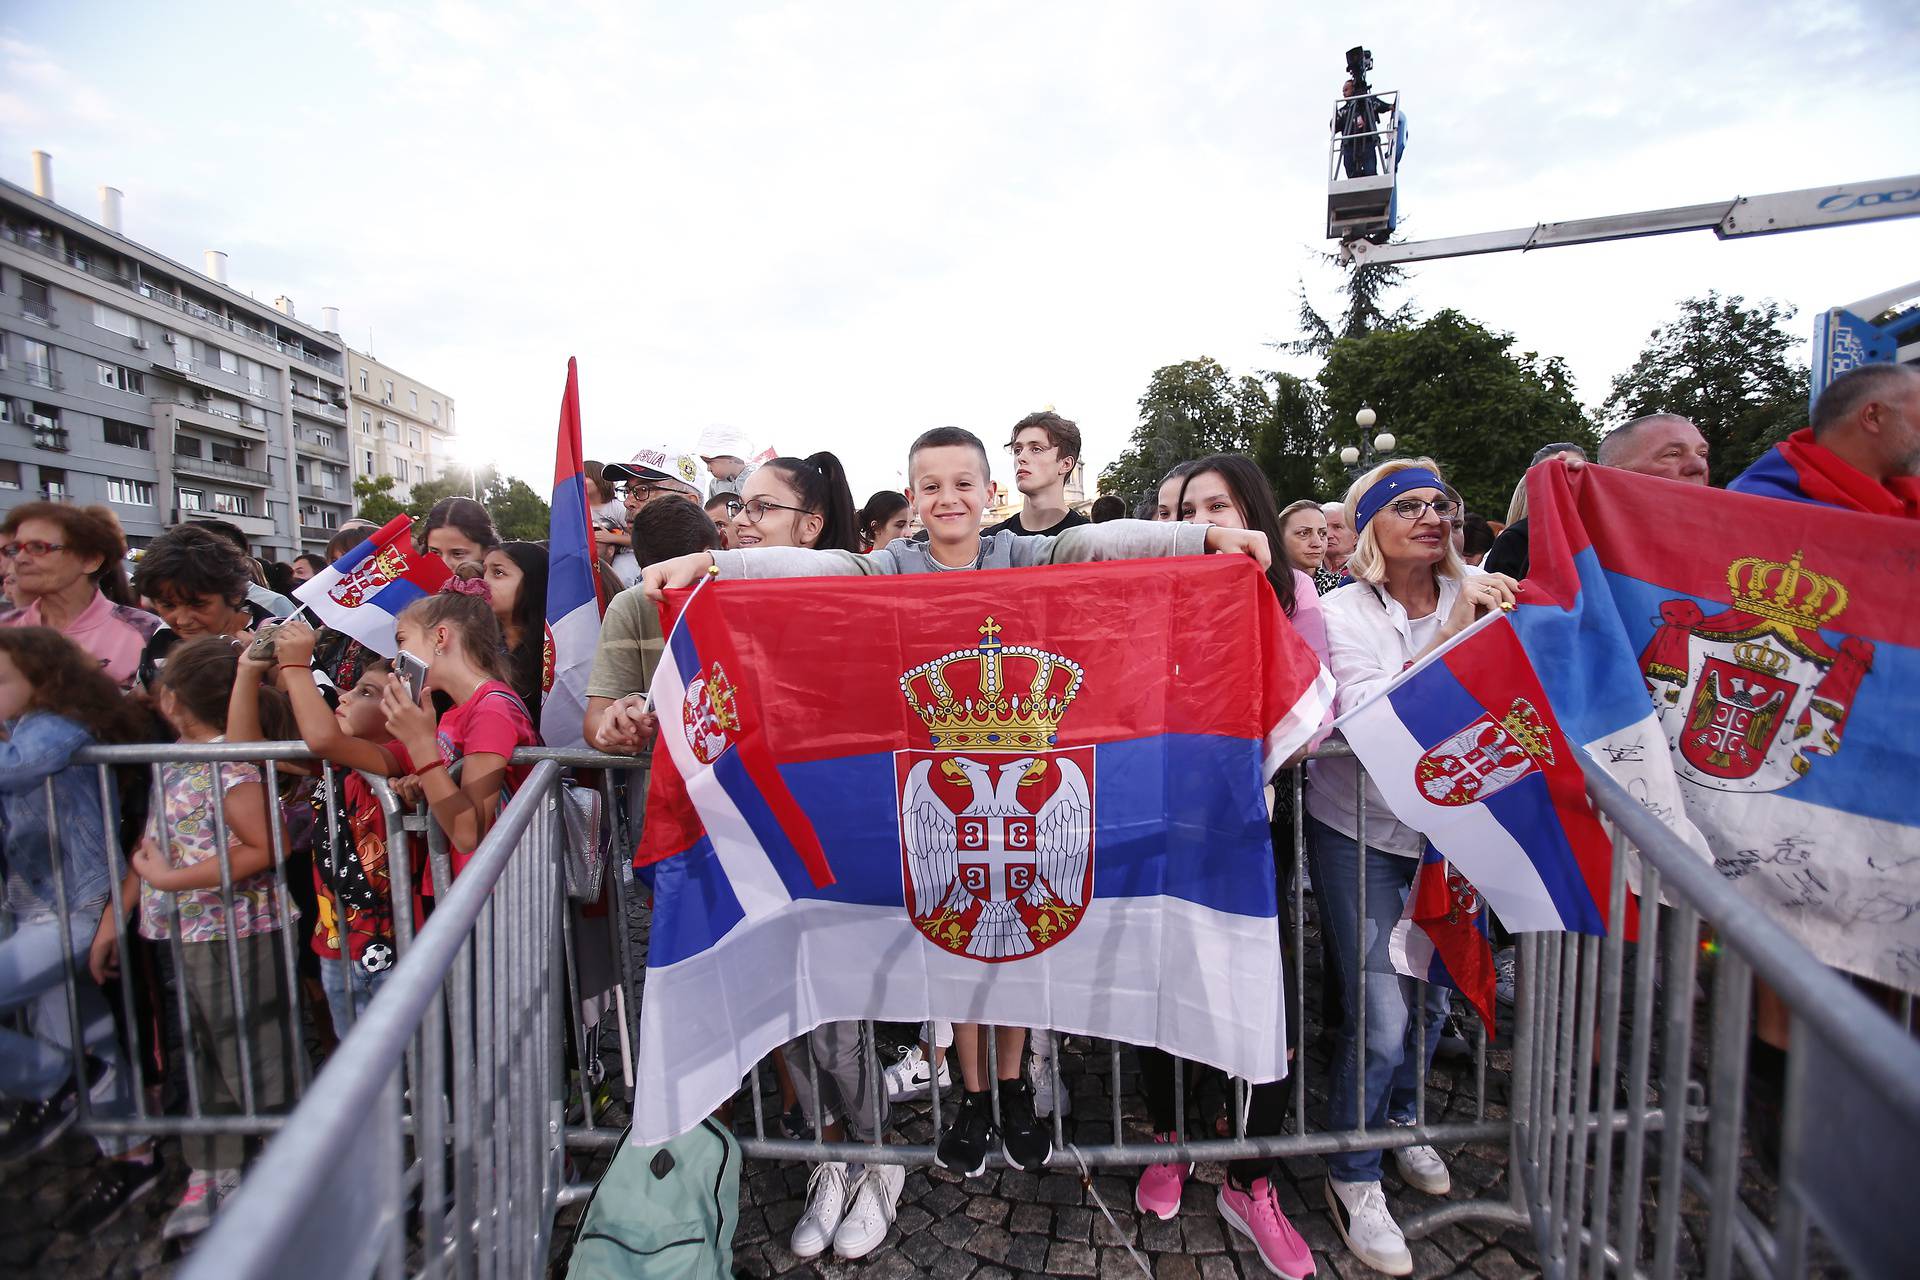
left=11, top=741, right=1917, bottom=1278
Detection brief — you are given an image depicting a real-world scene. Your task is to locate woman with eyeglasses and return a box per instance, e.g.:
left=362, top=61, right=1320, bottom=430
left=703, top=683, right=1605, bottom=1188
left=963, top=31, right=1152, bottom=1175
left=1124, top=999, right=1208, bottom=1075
left=0, top=503, right=161, bottom=690
left=1304, top=458, right=1517, bottom=1276
left=729, top=452, right=859, bottom=552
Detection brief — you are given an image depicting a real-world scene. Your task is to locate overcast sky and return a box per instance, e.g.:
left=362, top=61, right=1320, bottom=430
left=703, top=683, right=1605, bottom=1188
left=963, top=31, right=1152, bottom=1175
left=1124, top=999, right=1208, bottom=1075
left=4, top=2, right=1916, bottom=502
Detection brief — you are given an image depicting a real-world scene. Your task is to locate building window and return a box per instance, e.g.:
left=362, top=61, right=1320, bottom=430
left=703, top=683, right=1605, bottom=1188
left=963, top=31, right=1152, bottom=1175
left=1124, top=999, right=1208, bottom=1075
left=0, top=460, right=20, bottom=490
left=242, top=403, right=266, bottom=426
left=178, top=488, right=204, bottom=511
left=21, top=276, right=52, bottom=321
left=212, top=492, right=252, bottom=515
left=218, top=349, right=239, bottom=374
left=387, top=458, right=407, bottom=481
left=23, top=339, right=53, bottom=387
left=360, top=409, right=372, bottom=433
left=407, top=427, right=421, bottom=450
left=244, top=359, right=265, bottom=395
left=40, top=466, right=68, bottom=499
left=430, top=399, right=441, bottom=423
left=97, top=363, right=145, bottom=394
left=91, top=302, right=138, bottom=337
left=414, top=463, right=426, bottom=482
left=176, top=434, right=203, bottom=459
left=357, top=367, right=369, bottom=393
left=361, top=449, right=375, bottom=476
left=382, top=419, right=399, bottom=441
left=210, top=440, right=248, bottom=467
left=314, top=428, right=333, bottom=448
left=408, top=389, right=419, bottom=412
left=382, top=379, right=394, bottom=403
left=104, top=420, right=151, bottom=449
left=107, top=478, right=155, bottom=506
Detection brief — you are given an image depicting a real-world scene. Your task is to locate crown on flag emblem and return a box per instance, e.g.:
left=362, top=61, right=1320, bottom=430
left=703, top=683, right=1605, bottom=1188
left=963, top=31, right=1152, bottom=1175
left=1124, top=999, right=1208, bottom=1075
left=899, top=617, right=1085, bottom=752
left=1496, top=697, right=1554, bottom=764
left=328, top=542, right=408, bottom=610
left=1727, top=550, right=1848, bottom=632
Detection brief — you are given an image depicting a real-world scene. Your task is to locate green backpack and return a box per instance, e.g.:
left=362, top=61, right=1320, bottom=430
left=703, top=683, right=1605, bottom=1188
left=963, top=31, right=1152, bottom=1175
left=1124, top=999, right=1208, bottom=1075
left=566, top=1119, right=741, bottom=1280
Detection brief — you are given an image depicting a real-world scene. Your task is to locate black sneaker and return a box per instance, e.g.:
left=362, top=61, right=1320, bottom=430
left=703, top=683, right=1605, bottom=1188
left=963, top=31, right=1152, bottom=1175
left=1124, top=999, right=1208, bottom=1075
left=0, top=1060, right=98, bottom=1164
left=998, top=1077, right=1052, bottom=1171
left=54, top=1157, right=164, bottom=1233
left=936, top=1090, right=993, bottom=1177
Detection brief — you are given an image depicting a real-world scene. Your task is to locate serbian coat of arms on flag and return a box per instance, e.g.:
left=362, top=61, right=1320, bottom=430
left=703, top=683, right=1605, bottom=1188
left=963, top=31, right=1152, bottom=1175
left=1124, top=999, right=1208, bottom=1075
left=898, top=618, right=1095, bottom=961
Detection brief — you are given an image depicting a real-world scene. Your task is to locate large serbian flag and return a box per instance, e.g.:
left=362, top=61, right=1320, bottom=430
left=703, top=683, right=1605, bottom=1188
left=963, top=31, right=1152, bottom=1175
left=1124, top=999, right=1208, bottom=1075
left=293, top=514, right=451, bottom=657
left=1335, top=610, right=1620, bottom=936
left=540, top=358, right=604, bottom=747
left=631, top=555, right=1332, bottom=1143
left=1516, top=461, right=1920, bottom=991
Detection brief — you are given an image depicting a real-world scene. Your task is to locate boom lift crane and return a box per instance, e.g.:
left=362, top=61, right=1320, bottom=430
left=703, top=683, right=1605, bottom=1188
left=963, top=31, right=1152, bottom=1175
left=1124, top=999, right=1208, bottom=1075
left=1322, top=52, right=1920, bottom=408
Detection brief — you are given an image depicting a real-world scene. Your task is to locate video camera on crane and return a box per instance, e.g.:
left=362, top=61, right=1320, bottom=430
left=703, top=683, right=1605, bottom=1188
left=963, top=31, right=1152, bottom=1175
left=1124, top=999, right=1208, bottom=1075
left=1327, top=46, right=1403, bottom=245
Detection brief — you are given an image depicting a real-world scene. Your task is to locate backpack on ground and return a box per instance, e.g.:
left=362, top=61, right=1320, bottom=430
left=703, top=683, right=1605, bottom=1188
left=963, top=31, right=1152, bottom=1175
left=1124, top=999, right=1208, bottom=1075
left=565, top=1118, right=741, bottom=1279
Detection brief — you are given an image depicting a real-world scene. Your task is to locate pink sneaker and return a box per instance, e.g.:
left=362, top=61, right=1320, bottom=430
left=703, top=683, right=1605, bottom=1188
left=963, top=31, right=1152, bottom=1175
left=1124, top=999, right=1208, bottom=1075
left=1133, top=1132, right=1190, bottom=1220
left=1218, top=1177, right=1315, bottom=1279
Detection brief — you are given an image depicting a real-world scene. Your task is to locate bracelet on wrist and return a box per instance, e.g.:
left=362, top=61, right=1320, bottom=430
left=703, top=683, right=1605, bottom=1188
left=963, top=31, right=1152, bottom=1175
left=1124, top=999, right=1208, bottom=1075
left=416, top=758, right=449, bottom=777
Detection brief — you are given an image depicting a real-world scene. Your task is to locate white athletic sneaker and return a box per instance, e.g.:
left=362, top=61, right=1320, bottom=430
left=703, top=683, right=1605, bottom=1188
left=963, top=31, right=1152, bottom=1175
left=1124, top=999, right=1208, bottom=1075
left=1388, top=1118, right=1451, bottom=1195
left=1027, top=1030, right=1070, bottom=1118
left=832, top=1162, right=905, bottom=1259
left=883, top=1043, right=950, bottom=1102
left=1494, top=947, right=1517, bottom=1006
left=789, top=1161, right=851, bottom=1259
left=1325, top=1178, right=1412, bottom=1276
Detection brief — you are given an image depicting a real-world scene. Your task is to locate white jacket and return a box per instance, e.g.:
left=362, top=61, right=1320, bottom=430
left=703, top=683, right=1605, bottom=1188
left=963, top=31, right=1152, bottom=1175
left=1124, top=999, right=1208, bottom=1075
left=1304, top=572, right=1472, bottom=857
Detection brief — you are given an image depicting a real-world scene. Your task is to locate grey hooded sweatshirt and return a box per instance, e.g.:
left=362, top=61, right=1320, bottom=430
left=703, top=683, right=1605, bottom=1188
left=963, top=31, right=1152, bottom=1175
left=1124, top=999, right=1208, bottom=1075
left=709, top=519, right=1212, bottom=579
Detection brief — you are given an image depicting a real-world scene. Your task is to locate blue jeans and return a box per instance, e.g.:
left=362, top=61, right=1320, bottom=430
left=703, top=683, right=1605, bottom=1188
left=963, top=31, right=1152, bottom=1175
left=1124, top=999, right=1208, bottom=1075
left=319, top=954, right=394, bottom=1032
left=0, top=908, right=137, bottom=1154
left=1307, top=816, right=1449, bottom=1183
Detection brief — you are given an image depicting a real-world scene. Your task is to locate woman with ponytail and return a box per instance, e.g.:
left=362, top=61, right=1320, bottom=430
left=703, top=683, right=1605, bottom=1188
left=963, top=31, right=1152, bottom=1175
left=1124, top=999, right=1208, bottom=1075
left=856, top=490, right=912, bottom=551
left=730, top=452, right=859, bottom=553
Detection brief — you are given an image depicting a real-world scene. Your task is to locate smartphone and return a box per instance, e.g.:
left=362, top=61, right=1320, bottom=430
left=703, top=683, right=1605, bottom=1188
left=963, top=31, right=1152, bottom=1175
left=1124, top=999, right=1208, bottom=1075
left=395, top=651, right=430, bottom=704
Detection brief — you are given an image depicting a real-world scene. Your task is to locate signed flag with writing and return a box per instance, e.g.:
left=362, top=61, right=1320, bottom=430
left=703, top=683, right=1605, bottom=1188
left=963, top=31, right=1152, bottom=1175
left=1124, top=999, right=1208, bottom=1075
left=293, top=514, right=451, bottom=657
left=1516, top=462, right=1920, bottom=991
left=631, top=556, right=1333, bottom=1144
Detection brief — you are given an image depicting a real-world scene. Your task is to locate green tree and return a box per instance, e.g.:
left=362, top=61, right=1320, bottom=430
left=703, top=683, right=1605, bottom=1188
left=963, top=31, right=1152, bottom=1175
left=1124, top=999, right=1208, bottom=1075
left=353, top=475, right=405, bottom=525
left=1100, top=358, right=1274, bottom=510
left=400, top=466, right=551, bottom=541
left=1317, top=309, right=1595, bottom=518
left=1287, top=249, right=1416, bottom=360
left=1601, top=292, right=1809, bottom=485
left=1249, top=371, right=1332, bottom=506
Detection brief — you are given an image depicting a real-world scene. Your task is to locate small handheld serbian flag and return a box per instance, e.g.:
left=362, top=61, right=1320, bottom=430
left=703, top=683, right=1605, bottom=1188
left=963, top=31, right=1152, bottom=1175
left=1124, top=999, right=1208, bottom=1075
left=1335, top=610, right=1625, bottom=938
left=293, top=514, right=451, bottom=658
left=1389, top=845, right=1498, bottom=1030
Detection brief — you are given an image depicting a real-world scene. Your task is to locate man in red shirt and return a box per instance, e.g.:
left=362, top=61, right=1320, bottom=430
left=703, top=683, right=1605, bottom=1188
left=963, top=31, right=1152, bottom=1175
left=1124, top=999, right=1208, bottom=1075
left=1731, top=363, right=1920, bottom=518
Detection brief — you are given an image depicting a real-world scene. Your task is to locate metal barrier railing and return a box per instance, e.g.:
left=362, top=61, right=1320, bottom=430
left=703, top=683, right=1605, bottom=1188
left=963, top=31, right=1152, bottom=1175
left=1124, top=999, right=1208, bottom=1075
left=13, top=740, right=1918, bottom=1278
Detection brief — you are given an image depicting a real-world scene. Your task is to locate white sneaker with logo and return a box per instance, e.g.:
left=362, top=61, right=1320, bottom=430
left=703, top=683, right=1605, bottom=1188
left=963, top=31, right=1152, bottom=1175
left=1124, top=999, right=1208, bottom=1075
left=883, top=1043, right=950, bottom=1102
left=833, top=1162, right=905, bottom=1259
left=1325, top=1178, right=1413, bottom=1276
left=1388, top=1118, right=1451, bottom=1194
left=789, top=1161, right=851, bottom=1259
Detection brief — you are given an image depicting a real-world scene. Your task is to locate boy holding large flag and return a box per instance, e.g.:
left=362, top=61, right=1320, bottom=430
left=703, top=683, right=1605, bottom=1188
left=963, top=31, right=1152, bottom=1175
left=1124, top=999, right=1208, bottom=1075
left=640, top=427, right=1328, bottom=1273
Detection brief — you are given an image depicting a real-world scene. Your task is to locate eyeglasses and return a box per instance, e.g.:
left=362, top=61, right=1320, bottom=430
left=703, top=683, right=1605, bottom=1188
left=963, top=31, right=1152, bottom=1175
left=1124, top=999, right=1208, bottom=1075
left=729, top=497, right=814, bottom=525
left=1006, top=442, right=1059, bottom=458
left=619, top=482, right=664, bottom=499
left=1385, top=498, right=1458, bottom=522
left=1, top=540, right=68, bottom=558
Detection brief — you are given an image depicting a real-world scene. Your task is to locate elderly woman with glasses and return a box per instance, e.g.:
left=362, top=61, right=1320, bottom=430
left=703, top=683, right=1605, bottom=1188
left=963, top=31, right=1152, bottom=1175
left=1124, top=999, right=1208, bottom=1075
left=1303, top=458, right=1519, bottom=1277
left=0, top=502, right=161, bottom=688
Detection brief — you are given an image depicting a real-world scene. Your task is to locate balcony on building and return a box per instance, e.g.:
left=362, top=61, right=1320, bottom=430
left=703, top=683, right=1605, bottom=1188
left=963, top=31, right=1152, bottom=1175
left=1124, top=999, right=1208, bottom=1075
left=173, top=452, right=273, bottom=488
left=152, top=396, right=267, bottom=442
left=20, top=363, right=61, bottom=391
left=175, top=506, right=274, bottom=539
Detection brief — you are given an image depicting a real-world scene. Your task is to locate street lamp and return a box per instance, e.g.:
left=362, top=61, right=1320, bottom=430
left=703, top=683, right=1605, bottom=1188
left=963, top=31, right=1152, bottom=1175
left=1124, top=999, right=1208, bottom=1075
left=1340, top=405, right=1396, bottom=476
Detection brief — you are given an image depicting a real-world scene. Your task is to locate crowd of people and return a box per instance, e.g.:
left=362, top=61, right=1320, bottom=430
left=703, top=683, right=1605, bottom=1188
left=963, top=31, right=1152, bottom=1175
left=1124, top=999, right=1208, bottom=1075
left=0, top=363, right=1915, bottom=1275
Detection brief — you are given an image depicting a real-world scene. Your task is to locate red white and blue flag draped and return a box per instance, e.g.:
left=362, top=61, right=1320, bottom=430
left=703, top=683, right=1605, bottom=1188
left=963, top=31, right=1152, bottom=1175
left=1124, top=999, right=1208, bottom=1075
left=1389, top=845, right=1498, bottom=1031
left=540, top=358, right=604, bottom=748
left=293, top=514, right=451, bottom=657
left=1516, top=462, right=1920, bottom=992
left=631, top=556, right=1334, bottom=1144
left=1335, top=610, right=1625, bottom=938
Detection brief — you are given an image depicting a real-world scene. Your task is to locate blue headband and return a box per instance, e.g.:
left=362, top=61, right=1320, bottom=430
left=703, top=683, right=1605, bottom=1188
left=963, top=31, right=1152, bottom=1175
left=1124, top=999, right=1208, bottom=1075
left=1355, top=468, right=1445, bottom=530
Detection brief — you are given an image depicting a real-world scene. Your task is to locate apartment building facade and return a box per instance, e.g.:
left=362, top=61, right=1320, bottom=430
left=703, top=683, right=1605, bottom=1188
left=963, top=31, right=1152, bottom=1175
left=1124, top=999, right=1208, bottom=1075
left=345, top=350, right=455, bottom=505
left=0, top=158, right=452, bottom=559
